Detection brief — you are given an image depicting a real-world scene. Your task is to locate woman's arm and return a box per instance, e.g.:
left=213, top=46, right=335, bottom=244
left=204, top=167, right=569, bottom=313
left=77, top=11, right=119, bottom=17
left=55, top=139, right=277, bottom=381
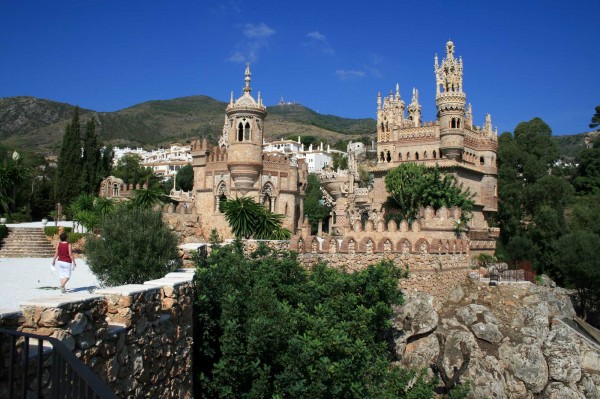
left=52, top=245, right=59, bottom=265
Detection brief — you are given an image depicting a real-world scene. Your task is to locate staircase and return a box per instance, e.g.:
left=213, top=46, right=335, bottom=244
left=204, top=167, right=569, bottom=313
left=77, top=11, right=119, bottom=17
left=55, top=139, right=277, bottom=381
left=0, top=227, right=55, bottom=257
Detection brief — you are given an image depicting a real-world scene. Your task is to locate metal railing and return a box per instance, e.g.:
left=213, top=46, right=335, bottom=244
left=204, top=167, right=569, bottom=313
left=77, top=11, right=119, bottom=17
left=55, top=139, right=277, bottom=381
left=0, top=328, right=117, bottom=399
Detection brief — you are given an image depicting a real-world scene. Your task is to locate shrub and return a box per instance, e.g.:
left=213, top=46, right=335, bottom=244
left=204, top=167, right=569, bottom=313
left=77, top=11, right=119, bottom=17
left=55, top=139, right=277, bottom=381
left=67, top=232, right=85, bottom=244
left=85, top=207, right=179, bottom=286
left=44, top=226, right=73, bottom=237
left=194, top=241, right=433, bottom=398
left=0, top=224, right=7, bottom=241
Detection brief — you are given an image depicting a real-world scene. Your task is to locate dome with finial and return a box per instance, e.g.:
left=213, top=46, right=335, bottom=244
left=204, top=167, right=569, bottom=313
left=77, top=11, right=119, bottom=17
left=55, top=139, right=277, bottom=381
left=227, top=62, right=267, bottom=112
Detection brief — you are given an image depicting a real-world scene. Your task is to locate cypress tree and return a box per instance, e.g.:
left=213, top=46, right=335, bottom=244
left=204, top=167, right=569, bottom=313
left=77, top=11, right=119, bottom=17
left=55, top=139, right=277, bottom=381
left=56, top=107, right=83, bottom=206
left=80, top=118, right=102, bottom=195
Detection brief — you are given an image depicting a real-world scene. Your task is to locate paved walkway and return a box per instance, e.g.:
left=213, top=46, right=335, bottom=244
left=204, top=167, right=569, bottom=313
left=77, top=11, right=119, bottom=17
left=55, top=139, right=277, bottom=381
left=0, top=257, right=100, bottom=312
left=0, top=220, right=99, bottom=311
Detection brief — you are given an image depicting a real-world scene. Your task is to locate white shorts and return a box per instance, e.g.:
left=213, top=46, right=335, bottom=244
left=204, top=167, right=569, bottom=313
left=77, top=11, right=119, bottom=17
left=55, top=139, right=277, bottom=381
left=57, top=261, right=72, bottom=278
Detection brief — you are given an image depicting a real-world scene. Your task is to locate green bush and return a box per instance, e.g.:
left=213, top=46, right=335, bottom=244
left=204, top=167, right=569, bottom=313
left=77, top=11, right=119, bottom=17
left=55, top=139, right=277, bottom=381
left=194, top=241, right=434, bottom=398
left=0, top=224, right=7, bottom=241
left=67, top=233, right=85, bottom=244
left=85, top=207, right=179, bottom=286
left=44, top=226, right=73, bottom=237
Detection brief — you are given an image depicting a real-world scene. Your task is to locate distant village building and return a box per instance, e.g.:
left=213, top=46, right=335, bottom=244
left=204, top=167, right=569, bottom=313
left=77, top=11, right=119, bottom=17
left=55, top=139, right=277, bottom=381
left=111, top=145, right=192, bottom=181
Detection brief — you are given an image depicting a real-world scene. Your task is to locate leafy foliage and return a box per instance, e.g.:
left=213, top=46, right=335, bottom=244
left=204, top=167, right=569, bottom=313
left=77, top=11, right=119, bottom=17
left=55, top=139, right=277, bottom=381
left=384, top=163, right=474, bottom=225
left=303, top=174, right=331, bottom=234
left=572, top=140, right=600, bottom=194
left=112, top=153, right=158, bottom=187
left=220, top=196, right=291, bottom=240
left=194, top=242, right=434, bottom=398
left=496, top=118, right=574, bottom=275
left=175, top=163, right=193, bottom=191
left=555, top=230, right=600, bottom=324
left=85, top=206, right=179, bottom=286
left=80, top=119, right=103, bottom=195
left=56, top=107, right=83, bottom=206
left=589, top=105, right=600, bottom=130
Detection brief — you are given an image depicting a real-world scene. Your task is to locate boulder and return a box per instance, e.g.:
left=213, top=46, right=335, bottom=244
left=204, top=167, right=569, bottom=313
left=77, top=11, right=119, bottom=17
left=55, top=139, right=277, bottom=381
left=499, top=342, right=548, bottom=394
left=390, top=292, right=438, bottom=348
left=401, top=333, right=439, bottom=369
left=542, top=382, right=585, bottom=399
left=543, top=323, right=581, bottom=383
left=466, top=356, right=507, bottom=399
left=471, top=322, right=503, bottom=344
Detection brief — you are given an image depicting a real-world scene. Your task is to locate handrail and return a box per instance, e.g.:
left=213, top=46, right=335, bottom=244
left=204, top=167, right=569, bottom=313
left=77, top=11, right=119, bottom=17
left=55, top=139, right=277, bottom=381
left=0, top=328, right=117, bottom=399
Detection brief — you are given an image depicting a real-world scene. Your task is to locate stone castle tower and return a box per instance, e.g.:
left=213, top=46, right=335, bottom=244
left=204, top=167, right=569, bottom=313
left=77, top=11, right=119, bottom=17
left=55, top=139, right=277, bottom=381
left=372, top=40, right=498, bottom=235
left=189, top=64, right=308, bottom=239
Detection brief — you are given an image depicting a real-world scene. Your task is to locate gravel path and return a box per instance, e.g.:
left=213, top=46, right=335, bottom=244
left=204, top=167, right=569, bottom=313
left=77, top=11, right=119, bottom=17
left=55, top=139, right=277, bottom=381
left=0, top=257, right=100, bottom=312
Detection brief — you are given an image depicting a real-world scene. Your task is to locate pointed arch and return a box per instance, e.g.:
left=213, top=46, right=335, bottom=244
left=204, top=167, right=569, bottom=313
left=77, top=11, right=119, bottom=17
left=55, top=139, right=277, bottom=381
left=244, top=122, right=251, bottom=141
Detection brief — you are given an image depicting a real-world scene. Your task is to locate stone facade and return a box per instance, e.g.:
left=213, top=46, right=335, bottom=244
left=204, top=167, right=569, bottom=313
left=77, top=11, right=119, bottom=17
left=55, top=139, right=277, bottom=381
left=319, top=40, right=498, bottom=257
left=0, top=270, right=194, bottom=398
left=188, top=64, right=308, bottom=240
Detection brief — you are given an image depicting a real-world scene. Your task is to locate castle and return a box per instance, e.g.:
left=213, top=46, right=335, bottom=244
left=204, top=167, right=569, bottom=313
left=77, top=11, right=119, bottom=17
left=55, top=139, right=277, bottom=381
left=315, top=40, right=499, bottom=253
left=165, top=41, right=499, bottom=264
left=186, top=64, right=308, bottom=239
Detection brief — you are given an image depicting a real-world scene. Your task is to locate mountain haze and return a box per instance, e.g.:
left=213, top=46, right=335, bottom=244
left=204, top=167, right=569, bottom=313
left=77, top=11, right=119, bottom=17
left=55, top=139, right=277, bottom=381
left=0, top=96, right=376, bottom=153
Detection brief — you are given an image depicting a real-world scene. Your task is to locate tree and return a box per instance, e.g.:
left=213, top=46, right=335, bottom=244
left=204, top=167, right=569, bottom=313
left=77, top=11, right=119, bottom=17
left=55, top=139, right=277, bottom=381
left=129, top=187, right=167, bottom=209
left=56, top=107, right=83, bottom=206
left=175, top=163, right=193, bottom=191
left=194, top=242, right=435, bottom=398
left=85, top=206, right=179, bottom=286
left=589, top=105, right=600, bottom=130
left=331, top=152, right=348, bottom=170
left=495, top=118, right=569, bottom=275
left=572, top=143, right=600, bottom=193
left=112, top=153, right=156, bottom=187
left=80, top=118, right=102, bottom=195
left=220, top=196, right=291, bottom=240
left=303, top=173, right=330, bottom=234
left=99, top=145, right=114, bottom=179
left=384, top=163, right=474, bottom=225
left=555, top=231, right=600, bottom=322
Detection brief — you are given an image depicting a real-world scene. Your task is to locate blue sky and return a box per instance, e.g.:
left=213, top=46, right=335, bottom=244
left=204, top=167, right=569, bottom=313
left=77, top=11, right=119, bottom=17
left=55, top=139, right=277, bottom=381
left=1, top=1, right=598, bottom=136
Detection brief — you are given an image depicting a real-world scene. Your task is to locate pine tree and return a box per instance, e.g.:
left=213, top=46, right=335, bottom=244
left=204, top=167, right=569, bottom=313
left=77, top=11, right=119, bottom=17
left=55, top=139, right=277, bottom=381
left=80, top=118, right=102, bottom=195
left=56, top=107, right=83, bottom=206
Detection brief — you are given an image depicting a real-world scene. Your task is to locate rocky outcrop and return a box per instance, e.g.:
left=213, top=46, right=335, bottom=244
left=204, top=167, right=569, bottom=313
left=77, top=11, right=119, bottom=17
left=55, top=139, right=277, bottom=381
left=391, top=280, right=600, bottom=397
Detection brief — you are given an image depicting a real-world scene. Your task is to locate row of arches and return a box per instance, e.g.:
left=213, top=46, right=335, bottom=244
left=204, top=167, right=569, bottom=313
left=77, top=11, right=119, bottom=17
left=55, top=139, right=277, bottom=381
left=379, top=149, right=440, bottom=163
left=295, top=236, right=469, bottom=255
left=213, top=181, right=279, bottom=213
left=449, top=117, right=462, bottom=129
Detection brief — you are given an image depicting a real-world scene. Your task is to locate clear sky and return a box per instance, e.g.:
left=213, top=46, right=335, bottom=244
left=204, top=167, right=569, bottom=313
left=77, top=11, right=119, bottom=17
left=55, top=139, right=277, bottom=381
left=1, top=1, right=597, bottom=136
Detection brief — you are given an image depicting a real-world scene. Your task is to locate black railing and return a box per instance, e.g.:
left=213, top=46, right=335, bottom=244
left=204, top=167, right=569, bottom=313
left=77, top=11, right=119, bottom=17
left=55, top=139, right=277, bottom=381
left=0, top=328, right=117, bottom=399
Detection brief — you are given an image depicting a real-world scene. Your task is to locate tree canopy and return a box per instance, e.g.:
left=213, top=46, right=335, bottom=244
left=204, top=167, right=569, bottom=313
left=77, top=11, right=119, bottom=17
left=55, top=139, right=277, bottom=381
left=56, top=107, right=83, bottom=206
left=194, top=242, right=435, bottom=398
left=384, top=163, right=474, bottom=225
left=303, top=173, right=331, bottom=234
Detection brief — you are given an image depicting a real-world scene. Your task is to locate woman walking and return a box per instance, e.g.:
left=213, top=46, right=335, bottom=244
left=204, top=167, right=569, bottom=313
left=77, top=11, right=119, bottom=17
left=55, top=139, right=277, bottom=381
left=52, top=233, right=76, bottom=293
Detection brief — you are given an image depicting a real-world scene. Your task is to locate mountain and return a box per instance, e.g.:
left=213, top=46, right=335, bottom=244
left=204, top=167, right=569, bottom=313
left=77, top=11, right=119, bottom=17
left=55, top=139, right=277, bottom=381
left=0, top=96, right=376, bottom=154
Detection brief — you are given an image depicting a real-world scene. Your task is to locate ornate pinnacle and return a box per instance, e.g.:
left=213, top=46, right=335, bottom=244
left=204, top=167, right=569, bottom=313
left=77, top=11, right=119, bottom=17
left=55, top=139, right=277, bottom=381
left=244, top=62, right=252, bottom=93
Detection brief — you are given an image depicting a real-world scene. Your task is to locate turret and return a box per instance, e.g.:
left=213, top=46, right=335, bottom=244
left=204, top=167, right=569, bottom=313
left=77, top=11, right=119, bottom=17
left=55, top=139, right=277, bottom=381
left=222, top=63, right=267, bottom=191
left=407, top=88, right=421, bottom=127
left=435, top=40, right=466, bottom=161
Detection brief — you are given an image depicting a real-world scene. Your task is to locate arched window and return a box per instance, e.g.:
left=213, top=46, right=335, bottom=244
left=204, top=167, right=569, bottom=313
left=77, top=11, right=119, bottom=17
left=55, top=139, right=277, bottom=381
left=385, top=121, right=389, bottom=132
left=237, top=123, right=244, bottom=141
left=380, top=151, right=384, bottom=161
left=244, top=122, right=251, bottom=141
left=386, top=151, right=391, bottom=162
left=406, top=152, right=410, bottom=160
left=415, top=152, right=419, bottom=160
left=480, top=156, right=485, bottom=165
left=457, top=119, right=461, bottom=128
left=398, top=152, right=402, bottom=161
left=423, top=151, right=427, bottom=159
left=380, top=122, right=384, bottom=133
left=433, top=150, right=437, bottom=159
left=112, top=183, right=119, bottom=197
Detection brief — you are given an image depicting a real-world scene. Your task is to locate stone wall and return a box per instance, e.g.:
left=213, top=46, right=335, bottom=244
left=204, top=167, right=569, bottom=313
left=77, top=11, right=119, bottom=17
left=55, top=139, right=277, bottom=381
left=219, top=239, right=472, bottom=300
left=0, top=270, right=194, bottom=398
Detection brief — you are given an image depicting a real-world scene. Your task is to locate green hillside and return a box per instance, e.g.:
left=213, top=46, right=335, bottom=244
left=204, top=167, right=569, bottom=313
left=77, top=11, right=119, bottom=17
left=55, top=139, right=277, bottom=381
left=0, top=96, right=375, bottom=154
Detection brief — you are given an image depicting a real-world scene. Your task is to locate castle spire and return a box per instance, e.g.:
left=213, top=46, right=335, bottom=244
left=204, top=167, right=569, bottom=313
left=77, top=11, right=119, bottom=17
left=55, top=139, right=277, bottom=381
left=377, top=91, right=382, bottom=109
left=395, top=83, right=400, bottom=100
left=244, top=62, right=252, bottom=93
left=230, top=91, right=234, bottom=105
